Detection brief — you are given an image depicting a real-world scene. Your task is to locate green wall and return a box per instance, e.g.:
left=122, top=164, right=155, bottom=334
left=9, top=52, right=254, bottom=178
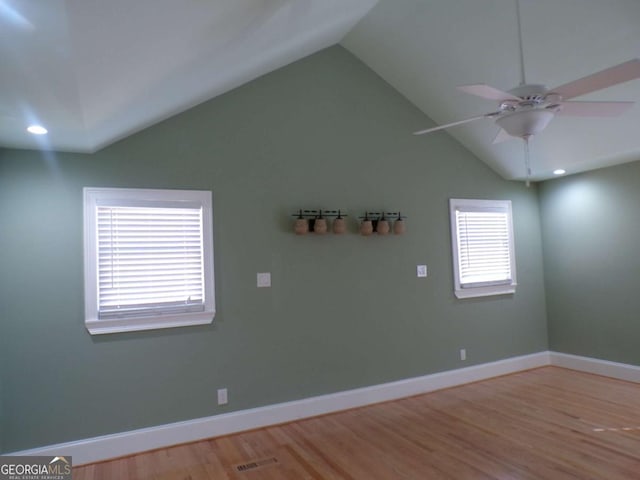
left=0, top=46, right=548, bottom=453
left=0, top=292, right=4, bottom=453
left=539, top=161, right=640, bottom=365
left=0, top=153, right=5, bottom=452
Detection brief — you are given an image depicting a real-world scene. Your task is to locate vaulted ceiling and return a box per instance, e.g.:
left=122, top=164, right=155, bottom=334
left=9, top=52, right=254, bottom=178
left=0, top=0, right=378, bottom=152
left=2, top=0, right=640, bottom=181
left=343, top=0, right=640, bottom=181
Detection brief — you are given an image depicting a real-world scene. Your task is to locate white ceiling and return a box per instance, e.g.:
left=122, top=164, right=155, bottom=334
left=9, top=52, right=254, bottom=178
left=344, top=0, right=640, bottom=180
left=2, top=0, right=640, bottom=181
left=0, top=0, right=377, bottom=152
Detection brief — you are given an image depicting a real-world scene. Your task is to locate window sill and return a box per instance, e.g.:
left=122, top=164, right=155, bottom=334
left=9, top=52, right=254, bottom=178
left=454, top=284, right=516, bottom=299
left=85, top=310, right=215, bottom=335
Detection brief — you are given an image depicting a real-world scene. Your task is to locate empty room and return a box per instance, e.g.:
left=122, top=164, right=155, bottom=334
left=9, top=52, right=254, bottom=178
left=1, top=0, right=640, bottom=479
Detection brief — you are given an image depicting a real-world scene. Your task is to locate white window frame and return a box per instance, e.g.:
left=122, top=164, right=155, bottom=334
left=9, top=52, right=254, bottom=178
left=83, top=187, right=215, bottom=335
left=449, top=198, right=516, bottom=299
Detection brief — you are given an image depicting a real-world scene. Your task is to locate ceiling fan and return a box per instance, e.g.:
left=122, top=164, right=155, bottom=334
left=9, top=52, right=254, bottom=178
left=413, top=0, right=640, bottom=184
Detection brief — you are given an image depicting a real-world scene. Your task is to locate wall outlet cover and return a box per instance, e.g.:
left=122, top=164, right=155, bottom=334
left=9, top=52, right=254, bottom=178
left=417, top=265, right=427, bottom=277
left=257, top=272, right=271, bottom=288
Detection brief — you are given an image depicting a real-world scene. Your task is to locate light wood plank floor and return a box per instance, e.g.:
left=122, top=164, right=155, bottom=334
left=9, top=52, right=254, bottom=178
left=74, top=367, right=640, bottom=479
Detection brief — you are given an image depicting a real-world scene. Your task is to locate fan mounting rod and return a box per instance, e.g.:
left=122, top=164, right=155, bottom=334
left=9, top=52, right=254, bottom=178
left=516, top=0, right=526, bottom=85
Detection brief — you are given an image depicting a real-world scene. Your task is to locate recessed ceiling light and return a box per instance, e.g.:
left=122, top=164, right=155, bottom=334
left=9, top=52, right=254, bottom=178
left=553, top=169, right=566, bottom=176
left=27, top=125, right=48, bottom=135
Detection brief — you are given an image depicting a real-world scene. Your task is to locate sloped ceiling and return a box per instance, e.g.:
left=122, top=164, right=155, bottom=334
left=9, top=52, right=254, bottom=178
left=343, top=0, right=640, bottom=180
left=2, top=0, right=640, bottom=181
left=0, top=0, right=377, bottom=152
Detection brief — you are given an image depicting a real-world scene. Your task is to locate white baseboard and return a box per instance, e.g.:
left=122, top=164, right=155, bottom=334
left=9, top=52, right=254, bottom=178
left=550, top=351, right=640, bottom=383
left=10, top=351, right=549, bottom=466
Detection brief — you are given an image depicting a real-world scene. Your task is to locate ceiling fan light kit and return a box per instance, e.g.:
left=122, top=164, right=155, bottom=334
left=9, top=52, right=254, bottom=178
left=413, top=0, right=640, bottom=183
left=495, top=109, right=554, bottom=138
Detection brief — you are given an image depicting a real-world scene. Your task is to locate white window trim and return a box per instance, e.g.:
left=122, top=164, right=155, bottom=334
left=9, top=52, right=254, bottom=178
left=449, top=198, right=517, bottom=299
left=83, top=187, right=215, bottom=335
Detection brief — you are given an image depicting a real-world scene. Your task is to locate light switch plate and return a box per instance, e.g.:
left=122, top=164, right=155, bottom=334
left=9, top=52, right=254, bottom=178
left=417, top=265, right=427, bottom=277
left=257, top=272, right=271, bottom=288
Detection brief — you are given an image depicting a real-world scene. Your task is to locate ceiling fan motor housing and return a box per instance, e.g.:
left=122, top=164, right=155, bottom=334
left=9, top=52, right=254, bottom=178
left=508, top=84, right=550, bottom=103
left=493, top=84, right=554, bottom=137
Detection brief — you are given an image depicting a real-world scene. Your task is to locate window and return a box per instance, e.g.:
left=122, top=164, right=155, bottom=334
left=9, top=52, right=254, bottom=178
left=449, top=198, right=516, bottom=299
left=83, top=187, right=215, bottom=335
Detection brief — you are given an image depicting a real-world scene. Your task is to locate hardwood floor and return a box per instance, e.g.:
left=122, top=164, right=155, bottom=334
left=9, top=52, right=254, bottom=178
left=74, top=367, right=640, bottom=479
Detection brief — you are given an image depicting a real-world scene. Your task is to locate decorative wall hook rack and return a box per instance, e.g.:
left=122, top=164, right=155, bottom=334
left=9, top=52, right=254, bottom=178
left=291, top=209, right=348, bottom=235
left=358, top=211, right=406, bottom=236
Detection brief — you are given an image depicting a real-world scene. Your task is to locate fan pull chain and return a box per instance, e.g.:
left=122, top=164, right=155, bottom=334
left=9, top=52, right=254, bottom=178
left=523, top=135, right=532, bottom=187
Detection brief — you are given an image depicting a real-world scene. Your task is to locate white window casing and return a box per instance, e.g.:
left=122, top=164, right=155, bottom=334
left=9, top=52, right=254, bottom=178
left=450, top=198, right=516, bottom=299
left=84, top=187, right=215, bottom=334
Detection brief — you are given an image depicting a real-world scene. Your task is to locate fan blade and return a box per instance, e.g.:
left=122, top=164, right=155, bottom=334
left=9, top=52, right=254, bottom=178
left=492, top=128, right=513, bottom=144
left=458, top=84, right=520, bottom=101
left=551, top=58, right=640, bottom=100
left=554, top=100, right=634, bottom=117
left=413, top=112, right=499, bottom=135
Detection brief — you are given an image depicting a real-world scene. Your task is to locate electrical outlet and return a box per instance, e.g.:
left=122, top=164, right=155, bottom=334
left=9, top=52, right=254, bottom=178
left=417, top=265, right=427, bottom=277
left=460, top=349, right=467, bottom=361
left=257, top=272, right=271, bottom=288
left=217, top=388, right=228, bottom=405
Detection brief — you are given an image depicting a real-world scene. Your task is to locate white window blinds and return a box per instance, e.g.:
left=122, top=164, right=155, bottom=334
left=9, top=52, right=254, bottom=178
left=97, top=204, right=205, bottom=319
left=455, top=208, right=512, bottom=287
left=84, top=188, right=215, bottom=335
left=450, top=199, right=516, bottom=299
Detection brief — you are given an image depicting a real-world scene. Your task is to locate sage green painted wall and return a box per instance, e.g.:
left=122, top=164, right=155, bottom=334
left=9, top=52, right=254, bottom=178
left=0, top=288, right=4, bottom=453
left=0, top=147, right=6, bottom=452
left=0, top=46, right=547, bottom=453
left=539, top=161, right=640, bottom=365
